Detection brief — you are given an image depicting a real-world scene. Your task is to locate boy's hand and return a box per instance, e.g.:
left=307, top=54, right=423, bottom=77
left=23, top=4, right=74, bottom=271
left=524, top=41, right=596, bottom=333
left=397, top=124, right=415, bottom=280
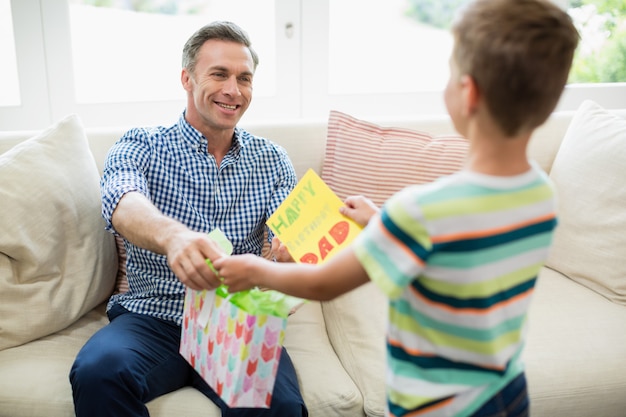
left=213, top=254, right=267, bottom=293
left=340, top=195, right=379, bottom=226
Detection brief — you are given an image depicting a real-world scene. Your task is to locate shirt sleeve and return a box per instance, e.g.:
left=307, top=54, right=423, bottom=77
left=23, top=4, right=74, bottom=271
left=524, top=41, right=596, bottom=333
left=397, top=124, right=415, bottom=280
left=100, top=128, right=153, bottom=234
left=352, top=187, right=432, bottom=300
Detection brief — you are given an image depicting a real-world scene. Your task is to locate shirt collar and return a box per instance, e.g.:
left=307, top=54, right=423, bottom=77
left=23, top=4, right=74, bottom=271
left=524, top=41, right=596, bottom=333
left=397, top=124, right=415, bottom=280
left=177, top=111, right=243, bottom=157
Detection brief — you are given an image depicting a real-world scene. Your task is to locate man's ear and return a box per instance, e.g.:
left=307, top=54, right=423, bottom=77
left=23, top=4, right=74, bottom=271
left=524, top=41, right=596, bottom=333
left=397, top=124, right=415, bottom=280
left=181, top=68, right=192, bottom=92
left=460, top=74, right=480, bottom=116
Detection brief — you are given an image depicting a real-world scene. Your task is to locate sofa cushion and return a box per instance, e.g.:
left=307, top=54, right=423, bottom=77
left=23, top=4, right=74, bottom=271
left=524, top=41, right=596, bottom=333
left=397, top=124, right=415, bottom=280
left=320, top=110, right=469, bottom=416
left=283, top=301, right=365, bottom=416
left=321, top=283, right=387, bottom=417
left=0, top=114, right=117, bottom=350
left=321, top=110, right=468, bottom=206
left=545, top=100, right=626, bottom=305
left=0, top=305, right=110, bottom=416
left=523, top=267, right=626, bottom=417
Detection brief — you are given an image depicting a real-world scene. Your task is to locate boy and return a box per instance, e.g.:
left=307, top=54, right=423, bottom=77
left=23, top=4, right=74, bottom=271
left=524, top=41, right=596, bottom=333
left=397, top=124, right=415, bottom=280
left=211, top=1, right=579, bottom=416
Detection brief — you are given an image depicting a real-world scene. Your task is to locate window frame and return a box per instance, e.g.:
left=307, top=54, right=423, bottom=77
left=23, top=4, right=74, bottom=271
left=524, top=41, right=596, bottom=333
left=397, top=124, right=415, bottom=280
left=1, top=0, right=625, bottom=131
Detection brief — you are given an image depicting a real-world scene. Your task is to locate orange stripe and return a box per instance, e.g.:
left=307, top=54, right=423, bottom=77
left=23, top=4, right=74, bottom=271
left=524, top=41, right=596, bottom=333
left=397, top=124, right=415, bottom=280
left=431, top=212, right=556, bottom=244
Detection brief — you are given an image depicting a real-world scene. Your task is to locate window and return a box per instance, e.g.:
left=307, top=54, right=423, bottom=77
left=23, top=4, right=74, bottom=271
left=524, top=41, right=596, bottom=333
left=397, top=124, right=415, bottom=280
left=328, top=0, right=452, bottom=95
left=0, top=0, right=20, bottom=106
left=1, top=0, right=625, bottom=131
left=568, top=0, right=626, bottom=83
left=68, top=0, right=277, bottom=103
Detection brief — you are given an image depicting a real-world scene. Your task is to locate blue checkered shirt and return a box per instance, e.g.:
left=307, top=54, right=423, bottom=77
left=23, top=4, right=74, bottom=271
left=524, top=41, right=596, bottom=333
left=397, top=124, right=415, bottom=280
left=101, top=113, right=297, bottom=325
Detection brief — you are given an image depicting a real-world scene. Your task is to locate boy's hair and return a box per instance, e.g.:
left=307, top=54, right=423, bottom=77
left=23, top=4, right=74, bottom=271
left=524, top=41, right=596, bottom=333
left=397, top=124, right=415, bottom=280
left=452, top=0, right=579, bottom=137
left=182, top=21, right=259, bottom=74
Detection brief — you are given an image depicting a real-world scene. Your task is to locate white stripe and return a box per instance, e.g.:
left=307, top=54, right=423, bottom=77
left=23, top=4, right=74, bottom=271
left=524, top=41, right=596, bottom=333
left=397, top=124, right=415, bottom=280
left=428, top=199, right=555, bottom=236
left=388, top=321, right=525, bottom=369
left=424, top=246, right=551, bottom=285
left=398, top=284, right=535, bottom=329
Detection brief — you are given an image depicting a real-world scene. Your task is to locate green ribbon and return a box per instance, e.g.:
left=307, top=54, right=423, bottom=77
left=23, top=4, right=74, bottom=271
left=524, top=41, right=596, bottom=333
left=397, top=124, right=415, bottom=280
left=205, top=228, right=305, bottom=318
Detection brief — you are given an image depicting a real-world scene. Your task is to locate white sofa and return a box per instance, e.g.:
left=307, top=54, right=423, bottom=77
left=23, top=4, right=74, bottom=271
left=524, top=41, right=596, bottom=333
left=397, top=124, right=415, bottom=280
left=1, top=100, right=625, bottom=417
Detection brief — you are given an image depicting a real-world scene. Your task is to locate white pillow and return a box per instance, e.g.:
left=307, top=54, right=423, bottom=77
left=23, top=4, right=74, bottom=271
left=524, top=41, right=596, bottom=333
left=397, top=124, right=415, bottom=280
left=546, top=100, right=626, bottom=305
left=0, top=114, right=118, bottom=350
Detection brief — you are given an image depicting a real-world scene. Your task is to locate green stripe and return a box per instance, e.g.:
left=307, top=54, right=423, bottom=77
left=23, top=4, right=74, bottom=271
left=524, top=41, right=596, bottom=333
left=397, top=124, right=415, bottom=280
left=386, top=197, right=432, bottom=249
left=389, top=351, right=505, bottom=386
left=428, top=232, right=553, bottom=268
left=355, top=239, right=404, bottom=298
left=391, top=303, right=525, bottom=353
left=420, top=262, right=543, bottom=298
left=419, top=178, right=549, bottom=205
left=421, top=184, right=553, bottom=221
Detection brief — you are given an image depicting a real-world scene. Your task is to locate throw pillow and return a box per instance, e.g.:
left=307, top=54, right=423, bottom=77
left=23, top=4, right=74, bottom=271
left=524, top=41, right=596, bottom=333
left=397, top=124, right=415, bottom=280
left=114, top=235, right=129, bottom=294
left=546, top=100, right=626, bottom=305
left=321, top=110, right=469, bottom=206
left=320, top=110, right=469, bottom=416
left=0, top=114, right=118, bottom=350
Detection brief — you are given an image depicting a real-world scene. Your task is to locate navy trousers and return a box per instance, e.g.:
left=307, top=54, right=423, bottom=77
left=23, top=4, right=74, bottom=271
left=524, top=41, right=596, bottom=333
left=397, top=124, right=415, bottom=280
left=70, top=304, right=307, bottom=417
left=470, top=373, right=529, bottom=417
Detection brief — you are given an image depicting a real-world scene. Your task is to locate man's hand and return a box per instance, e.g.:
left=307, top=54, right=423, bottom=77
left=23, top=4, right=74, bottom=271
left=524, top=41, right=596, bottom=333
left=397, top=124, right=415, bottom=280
left=166, top=229, right=225, bottom=291
left=339, top=195, right=379, bottom=226
left=270, top=237, right=294, bottom=263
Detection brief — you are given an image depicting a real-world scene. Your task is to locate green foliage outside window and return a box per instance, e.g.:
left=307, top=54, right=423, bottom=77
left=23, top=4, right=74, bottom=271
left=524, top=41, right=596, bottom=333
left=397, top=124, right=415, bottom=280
left=405, top=0, right=626, bottom=83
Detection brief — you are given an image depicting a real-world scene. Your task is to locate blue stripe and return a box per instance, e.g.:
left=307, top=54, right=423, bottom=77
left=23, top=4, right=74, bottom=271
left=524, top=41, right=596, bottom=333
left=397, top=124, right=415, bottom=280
left=410, top=277, right=537, bottom=310
left=436, top=218, right=557, bottom=252
left=389, top=343, right=507, bottom=375
left=381, top=210, right=430, bottom=261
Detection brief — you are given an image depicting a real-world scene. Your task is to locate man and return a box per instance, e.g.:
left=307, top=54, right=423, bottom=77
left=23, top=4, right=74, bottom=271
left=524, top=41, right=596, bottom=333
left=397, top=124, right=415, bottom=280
left=70, top=21, right=307, bottom=417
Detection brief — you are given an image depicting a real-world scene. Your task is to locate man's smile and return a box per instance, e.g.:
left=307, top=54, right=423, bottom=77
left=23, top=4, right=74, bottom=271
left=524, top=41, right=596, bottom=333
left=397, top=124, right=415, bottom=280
left=217, top=102, right=239, bottom=110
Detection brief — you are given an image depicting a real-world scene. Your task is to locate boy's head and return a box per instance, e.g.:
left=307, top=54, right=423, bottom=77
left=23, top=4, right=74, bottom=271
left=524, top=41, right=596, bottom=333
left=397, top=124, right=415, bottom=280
left=449, top=0, right=579, bottom=137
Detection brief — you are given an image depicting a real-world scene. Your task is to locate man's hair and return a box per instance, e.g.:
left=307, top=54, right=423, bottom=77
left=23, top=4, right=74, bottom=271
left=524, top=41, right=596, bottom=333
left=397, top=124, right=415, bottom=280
left=452, top=0, right=579, bottom=136
left=182, top=21, right=259, bottom=74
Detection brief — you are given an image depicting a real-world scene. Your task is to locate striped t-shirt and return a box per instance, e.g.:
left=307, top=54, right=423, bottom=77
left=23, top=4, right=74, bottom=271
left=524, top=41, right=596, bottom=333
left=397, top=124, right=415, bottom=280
left=353, top=162, right=557, bottom=417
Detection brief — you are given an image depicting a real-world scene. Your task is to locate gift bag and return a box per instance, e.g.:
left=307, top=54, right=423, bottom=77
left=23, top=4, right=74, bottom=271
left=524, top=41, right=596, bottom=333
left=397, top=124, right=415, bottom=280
left=179, top=228, right=304, bottom=408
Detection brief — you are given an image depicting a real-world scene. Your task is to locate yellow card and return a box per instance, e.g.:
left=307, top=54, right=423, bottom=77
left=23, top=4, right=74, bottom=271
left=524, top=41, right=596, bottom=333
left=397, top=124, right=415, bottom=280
left=267, top=169, right=362, bottom=264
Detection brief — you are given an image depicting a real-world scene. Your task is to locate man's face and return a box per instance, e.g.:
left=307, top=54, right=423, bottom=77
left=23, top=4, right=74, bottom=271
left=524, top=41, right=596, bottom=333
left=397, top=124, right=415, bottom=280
left=182, top=39, right=255, bottom=134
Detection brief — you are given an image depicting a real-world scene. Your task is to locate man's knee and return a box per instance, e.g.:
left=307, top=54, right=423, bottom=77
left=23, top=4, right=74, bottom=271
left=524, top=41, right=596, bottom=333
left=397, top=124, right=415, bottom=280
left=70, top=344, right=132, bottom=393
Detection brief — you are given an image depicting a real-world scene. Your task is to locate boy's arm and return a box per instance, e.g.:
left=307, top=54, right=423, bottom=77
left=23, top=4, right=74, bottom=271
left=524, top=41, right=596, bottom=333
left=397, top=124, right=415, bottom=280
left=213, top=246, right=370, bottom=301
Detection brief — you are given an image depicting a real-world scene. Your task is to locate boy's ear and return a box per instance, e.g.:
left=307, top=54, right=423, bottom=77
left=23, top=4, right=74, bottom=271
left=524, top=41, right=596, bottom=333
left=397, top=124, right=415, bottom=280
left=460, top=74, right=480, bottom=116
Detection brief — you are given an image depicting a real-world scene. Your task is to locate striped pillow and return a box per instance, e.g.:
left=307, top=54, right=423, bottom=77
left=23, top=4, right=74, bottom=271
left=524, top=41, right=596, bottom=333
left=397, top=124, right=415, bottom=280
left=321, top=110, right=468, bottom=206
left=114, top=235, right=128, bottom=294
